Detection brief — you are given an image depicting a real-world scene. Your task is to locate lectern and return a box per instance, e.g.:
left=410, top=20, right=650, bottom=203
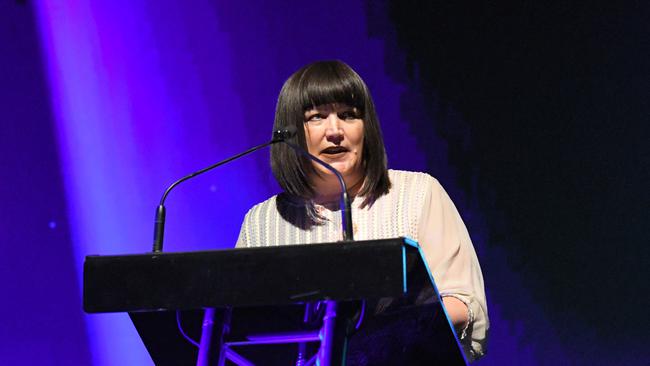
left=84, top=238, right=468, bottom=365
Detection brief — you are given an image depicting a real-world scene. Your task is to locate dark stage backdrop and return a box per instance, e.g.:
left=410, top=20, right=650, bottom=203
left=1, top=1, right=647, bottom=365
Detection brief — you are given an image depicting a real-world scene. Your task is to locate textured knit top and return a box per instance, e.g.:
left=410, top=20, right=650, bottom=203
left=236, top=169, right=488, bottom=360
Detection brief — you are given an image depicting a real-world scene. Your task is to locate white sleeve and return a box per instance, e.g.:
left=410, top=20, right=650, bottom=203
left=416, top=177, right=489, bottom=361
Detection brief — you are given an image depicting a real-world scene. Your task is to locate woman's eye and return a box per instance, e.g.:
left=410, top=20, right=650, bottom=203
left=307, top=114, right=323, bottom=122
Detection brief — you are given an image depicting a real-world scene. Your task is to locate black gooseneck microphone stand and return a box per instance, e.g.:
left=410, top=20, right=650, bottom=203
left=152, top=126, right=354, bottom=253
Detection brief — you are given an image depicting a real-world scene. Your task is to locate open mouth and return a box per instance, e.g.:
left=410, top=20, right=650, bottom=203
left=321, top=146, right=349, bottom=155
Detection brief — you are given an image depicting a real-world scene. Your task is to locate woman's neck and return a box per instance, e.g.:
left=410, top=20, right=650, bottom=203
left=311, top=174, right=364, bottom=205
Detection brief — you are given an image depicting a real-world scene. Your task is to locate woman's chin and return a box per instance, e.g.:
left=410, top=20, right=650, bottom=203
left=318, top=162, right=350, bottom=176
left=313, top=159, right=361, bottom=179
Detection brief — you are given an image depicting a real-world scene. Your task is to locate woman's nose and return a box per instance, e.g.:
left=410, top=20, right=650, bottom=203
left=324, top=114, right=344, bottom=143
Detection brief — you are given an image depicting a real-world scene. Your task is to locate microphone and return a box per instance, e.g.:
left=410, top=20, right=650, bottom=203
left=279, top=140, right=354, bottom=241
left=273, top=125, right=297, bottom=142
left=152, top=127, right=296, bottom=252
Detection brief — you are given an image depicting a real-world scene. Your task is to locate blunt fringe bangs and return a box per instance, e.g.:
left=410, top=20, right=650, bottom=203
left=297, top=63, right=368, bottom=114
left=271, top=60, right=390, bottom=214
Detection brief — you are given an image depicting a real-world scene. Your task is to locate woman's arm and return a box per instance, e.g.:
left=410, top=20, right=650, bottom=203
left=442, top=296, right=469, bottom=330
left=416, top=175, right=488, bottom=361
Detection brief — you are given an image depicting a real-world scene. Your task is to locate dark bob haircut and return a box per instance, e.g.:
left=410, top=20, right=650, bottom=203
left=270, top=60, right=390, bottom=208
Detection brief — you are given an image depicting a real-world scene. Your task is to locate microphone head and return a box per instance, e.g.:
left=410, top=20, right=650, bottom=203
left=273, top=125, right=297, bottom=141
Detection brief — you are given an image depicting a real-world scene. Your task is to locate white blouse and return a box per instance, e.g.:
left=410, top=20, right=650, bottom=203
left=237, top=169, right=488, bottom=360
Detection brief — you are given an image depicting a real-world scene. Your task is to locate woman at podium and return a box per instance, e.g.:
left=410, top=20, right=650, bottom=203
left=237, top=60, right=488, bottom=361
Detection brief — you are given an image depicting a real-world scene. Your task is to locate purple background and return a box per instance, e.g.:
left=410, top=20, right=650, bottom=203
left=2, top=1, right=647, bottom=364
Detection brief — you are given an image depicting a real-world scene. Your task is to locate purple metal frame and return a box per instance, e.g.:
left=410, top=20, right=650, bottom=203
left=196, top=301, right=339, bottom=366
left=197, top=308, right=217, bottom=366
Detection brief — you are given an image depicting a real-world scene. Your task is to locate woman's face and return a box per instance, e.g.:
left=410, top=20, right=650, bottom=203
left=303, top=103, right=365, bottom=185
